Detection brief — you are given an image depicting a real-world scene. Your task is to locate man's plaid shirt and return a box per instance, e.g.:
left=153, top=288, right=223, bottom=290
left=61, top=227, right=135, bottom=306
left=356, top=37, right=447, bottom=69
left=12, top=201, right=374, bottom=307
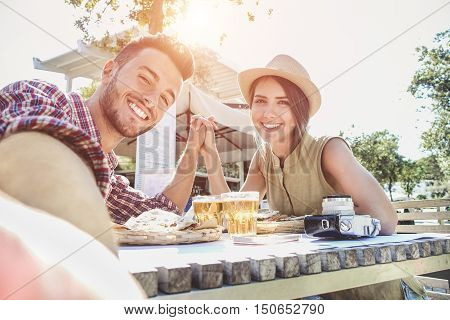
left=0, top=80, right=180, bottom=224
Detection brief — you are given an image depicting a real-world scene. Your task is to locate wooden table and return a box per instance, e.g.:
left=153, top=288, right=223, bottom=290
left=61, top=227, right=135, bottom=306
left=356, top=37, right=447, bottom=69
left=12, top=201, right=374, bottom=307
left=118, top=234, right=450, bottom=299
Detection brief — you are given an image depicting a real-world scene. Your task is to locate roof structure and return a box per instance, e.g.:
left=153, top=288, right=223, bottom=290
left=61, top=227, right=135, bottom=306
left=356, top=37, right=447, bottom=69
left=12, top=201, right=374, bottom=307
left=205, top=59, right=242, bottom=103
left=33, top=40, right=113, bottom=91
left=33, top=40, right=243, bottom=103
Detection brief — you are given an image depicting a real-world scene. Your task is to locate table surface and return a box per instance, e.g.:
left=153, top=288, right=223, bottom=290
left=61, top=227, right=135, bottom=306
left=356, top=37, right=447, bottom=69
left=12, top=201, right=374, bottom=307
left=118, top=233, right=450, bottom=299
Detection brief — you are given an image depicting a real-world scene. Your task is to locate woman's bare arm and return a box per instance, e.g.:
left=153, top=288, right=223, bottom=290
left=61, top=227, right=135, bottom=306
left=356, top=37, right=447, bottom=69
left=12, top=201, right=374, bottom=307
left=240, top=152, right=267, bottom=202
left=204, top=149, right=267, bottom=201
left=203, top=149, right=231, bottom=195
left=321, top=138, right=398, bottom=235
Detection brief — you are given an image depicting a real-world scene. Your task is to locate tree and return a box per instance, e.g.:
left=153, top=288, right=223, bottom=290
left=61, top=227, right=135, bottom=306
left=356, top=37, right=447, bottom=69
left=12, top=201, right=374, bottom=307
left=416, top=155, right=448, bottom=198
left=79, top=80, right=99, bottom=99
left=408, top=29, right=449, bottom=179
left=65, top=0, right=271, bottom=40
left=66, top=1, right=271, bottom=96
left=66, top=0, right=184, bottom=38
left=416, top=155, right=446, bottom=182
left=399, top=159, right=422, bottom=199
left=348, top=130, right=404, bottom=201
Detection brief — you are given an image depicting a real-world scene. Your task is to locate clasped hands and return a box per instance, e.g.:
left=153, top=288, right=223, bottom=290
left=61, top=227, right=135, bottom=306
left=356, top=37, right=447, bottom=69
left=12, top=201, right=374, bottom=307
left=186, top=115, right=219, bottom=158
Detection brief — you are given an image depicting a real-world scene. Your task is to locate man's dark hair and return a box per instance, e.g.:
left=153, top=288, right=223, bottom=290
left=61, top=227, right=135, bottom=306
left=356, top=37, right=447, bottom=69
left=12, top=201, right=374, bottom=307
left=114, top=34, right=194, bottom=81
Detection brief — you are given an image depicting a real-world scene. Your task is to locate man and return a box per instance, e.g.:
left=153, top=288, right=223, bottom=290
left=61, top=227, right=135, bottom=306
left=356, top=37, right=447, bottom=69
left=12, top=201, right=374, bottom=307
left=0, top=34, right=213, bottom=249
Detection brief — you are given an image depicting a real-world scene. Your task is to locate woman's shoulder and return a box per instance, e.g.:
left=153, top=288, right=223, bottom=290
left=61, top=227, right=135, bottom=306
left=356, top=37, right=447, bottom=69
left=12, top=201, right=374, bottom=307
left=321, top=136, right=355, bottom=182
left=299, top=133, right=353, bottom=172
left=306, top=133, right=352, bottom=152
left=305, top=132, right=344, bottom=143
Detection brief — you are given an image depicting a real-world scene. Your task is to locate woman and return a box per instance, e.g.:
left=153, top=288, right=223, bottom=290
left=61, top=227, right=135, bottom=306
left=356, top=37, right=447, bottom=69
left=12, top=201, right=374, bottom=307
left=194, top=55, right=425, bottom=299
left=199, top=54, right=398, bottom=235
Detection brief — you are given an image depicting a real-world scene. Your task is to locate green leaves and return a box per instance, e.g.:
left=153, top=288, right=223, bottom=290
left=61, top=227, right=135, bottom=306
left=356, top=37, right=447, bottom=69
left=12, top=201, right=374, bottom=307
left=348, top=130, right=403, bottom=200
left=345, top=130, right=447, bottom=200
left=189, top=45, right=218, bottom=92
left=67, top=1, right=272, bottom=46
left=78, top=80, right=99, bottom=99
left=408, top=28, right=449, bottom=180
left=399, top=159, right=422, bottom=198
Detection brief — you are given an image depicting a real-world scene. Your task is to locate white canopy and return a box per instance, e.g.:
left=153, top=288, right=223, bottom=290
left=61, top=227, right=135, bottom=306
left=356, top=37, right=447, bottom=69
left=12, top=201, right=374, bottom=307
left=175, top=83, right=256, bottom=164
left=176, top=83, right=251, bottom=132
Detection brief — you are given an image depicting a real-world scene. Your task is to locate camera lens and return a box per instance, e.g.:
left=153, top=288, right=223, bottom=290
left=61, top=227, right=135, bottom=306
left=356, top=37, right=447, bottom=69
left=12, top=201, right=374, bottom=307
left=322, top=195, right=355, bottom=215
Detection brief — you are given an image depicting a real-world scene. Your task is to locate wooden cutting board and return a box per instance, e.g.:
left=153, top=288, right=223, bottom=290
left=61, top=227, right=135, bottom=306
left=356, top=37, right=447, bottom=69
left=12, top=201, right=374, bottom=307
left=113, top=225, right=222, bottom=245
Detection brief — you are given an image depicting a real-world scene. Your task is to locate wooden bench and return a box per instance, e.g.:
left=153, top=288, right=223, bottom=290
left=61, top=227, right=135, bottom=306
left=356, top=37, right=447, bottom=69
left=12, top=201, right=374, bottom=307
left=393, top=199, right=450, bottom=234
left=416, top=275, right=450, bottom=300
left=393, top=199, right=450, bottom=299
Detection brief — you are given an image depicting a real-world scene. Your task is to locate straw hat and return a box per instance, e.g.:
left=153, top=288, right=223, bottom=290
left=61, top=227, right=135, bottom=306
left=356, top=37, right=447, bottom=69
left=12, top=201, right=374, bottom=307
left=238, top=54, right=321, bottom=117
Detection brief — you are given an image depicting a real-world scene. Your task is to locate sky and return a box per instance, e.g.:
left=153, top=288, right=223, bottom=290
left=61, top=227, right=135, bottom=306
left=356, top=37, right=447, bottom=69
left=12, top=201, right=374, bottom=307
left=0, top=0, right=448, bottom=160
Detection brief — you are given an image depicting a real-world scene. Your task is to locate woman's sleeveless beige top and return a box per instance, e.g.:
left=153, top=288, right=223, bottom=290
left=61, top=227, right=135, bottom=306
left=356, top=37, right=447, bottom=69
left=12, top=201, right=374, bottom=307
left=257, top=132, right=349, bottom=216
left=257, top=135, right=425, bottom=299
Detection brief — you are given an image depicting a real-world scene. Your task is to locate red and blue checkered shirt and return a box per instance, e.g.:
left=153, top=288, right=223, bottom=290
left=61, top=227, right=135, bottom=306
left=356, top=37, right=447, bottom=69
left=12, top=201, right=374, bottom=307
left=0, top=80, right=180, bottom=224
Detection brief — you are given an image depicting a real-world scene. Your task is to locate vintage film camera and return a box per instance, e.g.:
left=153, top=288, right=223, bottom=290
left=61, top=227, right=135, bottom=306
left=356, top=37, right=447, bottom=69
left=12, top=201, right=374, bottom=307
left=304, top=195, right=381, bottom=239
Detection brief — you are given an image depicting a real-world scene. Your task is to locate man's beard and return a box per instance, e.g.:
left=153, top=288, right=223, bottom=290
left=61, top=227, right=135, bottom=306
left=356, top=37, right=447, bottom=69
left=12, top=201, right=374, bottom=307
left=99, top=75, right=155, bottom=138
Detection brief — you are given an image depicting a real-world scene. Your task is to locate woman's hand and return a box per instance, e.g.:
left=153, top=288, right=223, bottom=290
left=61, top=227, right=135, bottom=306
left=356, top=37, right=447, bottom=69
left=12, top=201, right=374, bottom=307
left=199, top=116, right=219, bottom=158
left=186, top=115, right=218, bottom=154
left=186, top=125, right=205, bottom=154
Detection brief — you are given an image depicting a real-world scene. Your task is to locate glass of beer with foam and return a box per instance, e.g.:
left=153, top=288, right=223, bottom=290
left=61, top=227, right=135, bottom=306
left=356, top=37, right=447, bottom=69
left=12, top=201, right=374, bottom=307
left=192, top=195, right=223, bottom=226
left=221, top=191, right=259, bottom=236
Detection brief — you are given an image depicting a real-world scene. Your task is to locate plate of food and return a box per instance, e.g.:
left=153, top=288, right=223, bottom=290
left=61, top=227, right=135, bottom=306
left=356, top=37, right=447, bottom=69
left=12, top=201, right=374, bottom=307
left=256, top=210, right=306, bottom=234
left=113, top=209, right=222, bottom=245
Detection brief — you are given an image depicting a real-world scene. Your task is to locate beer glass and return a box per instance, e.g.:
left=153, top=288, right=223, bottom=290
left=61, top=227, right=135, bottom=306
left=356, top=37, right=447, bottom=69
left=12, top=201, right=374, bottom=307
left=221, top=191, right=259, bottom=236
left=192, top=195, right=223, bottom=226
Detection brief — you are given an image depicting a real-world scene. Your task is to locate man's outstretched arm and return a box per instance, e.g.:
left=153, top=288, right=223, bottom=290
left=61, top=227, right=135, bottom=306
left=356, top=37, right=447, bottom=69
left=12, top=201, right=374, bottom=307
left=107, top=146, right=199, bottom=224
left=0, top=80, right=115, bottom=250
left=162, top=116, right=209, bottom=212
left=106, top=117, right=207, bottom=223
left=161, top=145, right=200, bottom=213
left=0, top=132, right=116, bottom=252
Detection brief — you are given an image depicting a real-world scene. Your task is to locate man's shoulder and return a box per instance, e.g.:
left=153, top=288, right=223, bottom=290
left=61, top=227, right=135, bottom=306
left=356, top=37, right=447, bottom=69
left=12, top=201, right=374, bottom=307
left=1, top=79, right=64, bottom=95
left=3, top=79, right=75, bottom=112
